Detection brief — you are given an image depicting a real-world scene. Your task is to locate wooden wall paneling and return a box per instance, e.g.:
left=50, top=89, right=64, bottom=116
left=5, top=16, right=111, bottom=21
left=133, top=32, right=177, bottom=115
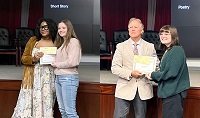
left=157, top=98, right=162, bottom=118
left=77, top=82, right=100, bottom=118
left=1, top=80, right=200, bottom=118
left=146, top=96, right=159, bottom=118
left=0, top=80, right=21, bottom=118
left=0, top=90, right=19, bottom=118
left=100, top=84, right=115, bottom=118
left=183, top=87, right=200, bottom=118
left=0, top=80, right=21, bottom=90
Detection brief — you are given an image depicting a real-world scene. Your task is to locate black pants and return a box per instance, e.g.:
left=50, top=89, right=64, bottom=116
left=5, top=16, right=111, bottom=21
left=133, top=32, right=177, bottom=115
left=162, top=91, right=187, bottom=118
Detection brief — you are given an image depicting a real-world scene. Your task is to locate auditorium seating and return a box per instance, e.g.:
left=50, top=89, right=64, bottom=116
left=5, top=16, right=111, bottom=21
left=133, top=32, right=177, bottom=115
left=142, top=30, right=163, bottom=59
left=15, top=27, right=35, bottom=66
left=0, top=27, right=19, bottom=66
left=113, top=30, right=129, bottom=53
left=100, top=30, right=113, bottom=70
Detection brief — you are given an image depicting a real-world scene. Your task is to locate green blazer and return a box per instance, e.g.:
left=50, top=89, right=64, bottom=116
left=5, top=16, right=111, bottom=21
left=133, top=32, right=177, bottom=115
left=151, top=46, right=190, bottom=98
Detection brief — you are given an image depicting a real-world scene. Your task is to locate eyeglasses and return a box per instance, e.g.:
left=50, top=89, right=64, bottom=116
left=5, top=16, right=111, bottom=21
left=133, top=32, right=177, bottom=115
left=40, top=25, right=49, bottom=30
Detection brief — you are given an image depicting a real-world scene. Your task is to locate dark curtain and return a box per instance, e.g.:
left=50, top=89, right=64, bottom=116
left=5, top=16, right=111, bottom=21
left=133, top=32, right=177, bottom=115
left=101, top=0, right=148, bottom=42
left=28, top=0, right=44, bottom=29
left=0, top=0, right=44, bottom=38
left=154, top=0, right=171, bottom=31
left=0, top=0, right=22, bottom=38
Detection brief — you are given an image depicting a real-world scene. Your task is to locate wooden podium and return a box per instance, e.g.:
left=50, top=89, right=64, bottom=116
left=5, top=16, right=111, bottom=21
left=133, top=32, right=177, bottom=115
left=0, top=80, right=200, bottom=118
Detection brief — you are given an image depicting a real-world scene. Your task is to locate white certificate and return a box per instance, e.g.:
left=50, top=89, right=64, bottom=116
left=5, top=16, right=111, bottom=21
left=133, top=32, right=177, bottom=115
left=40, top=54, right=55, bottom=65
left=39, top=47, right=57, bottom=65
left=40, top=47, right=57, bottom=54
left=133, top=55, right=157, bottom=74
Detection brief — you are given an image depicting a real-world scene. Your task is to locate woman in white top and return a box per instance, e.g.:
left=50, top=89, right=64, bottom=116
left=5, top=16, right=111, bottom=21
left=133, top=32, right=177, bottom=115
left=12, top=18, right=58, bottom=118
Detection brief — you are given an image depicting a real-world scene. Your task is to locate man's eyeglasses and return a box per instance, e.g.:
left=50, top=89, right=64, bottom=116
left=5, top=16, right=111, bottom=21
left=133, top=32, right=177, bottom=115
left=40, top=25, right=49, bottom=30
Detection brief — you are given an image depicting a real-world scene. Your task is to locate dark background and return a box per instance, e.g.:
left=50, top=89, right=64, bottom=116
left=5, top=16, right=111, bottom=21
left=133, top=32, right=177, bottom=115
left=1, top=0, right=200, bottom=58
left=44, top=0, right=100, bottom=55
left=171, top=0, right=200, bottom=58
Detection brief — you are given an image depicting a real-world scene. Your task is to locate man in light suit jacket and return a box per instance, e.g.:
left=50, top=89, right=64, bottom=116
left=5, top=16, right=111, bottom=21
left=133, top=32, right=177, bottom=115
left=111, top=18, right=160, bottom=118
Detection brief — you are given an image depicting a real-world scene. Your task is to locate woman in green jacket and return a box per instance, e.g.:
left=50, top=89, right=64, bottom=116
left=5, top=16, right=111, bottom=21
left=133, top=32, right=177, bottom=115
left=146, top=25, right=190, bottom=118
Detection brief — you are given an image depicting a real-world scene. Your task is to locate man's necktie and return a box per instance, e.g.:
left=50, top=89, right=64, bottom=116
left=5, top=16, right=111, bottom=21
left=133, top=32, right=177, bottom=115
left=133, top=43, right=138, bottom=55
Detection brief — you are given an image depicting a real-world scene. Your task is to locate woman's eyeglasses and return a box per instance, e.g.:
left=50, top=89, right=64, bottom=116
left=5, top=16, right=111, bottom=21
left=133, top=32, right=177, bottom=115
left=40, top=25, right=49, bottom=30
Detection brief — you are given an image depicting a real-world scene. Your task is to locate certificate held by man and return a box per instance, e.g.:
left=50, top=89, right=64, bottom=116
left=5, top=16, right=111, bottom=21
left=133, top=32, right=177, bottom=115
left=133, top=55, right=157, bottom=74
left=40, top=47, right=57, bottom=64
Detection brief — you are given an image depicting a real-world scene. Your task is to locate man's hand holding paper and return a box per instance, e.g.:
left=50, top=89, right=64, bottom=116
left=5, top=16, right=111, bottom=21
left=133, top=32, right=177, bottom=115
left=131, top=70, right=143, bottom=79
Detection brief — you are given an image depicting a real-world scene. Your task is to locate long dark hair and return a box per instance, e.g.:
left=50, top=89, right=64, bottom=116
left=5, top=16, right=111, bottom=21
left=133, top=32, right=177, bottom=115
left=35, top=18, right=58, bottom=42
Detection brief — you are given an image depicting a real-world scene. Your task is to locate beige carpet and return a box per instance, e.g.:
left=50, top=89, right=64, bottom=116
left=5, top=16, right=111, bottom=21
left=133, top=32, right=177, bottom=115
left=1, top=64, right=200, bottom=87
left=0, top=62, right=100, bottom=82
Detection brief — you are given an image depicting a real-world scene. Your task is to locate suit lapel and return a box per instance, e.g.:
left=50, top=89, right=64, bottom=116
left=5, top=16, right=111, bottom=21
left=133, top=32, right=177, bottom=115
left=141, top=39, right=149, bottom=55
left=124, top=38, right=134, bottom=60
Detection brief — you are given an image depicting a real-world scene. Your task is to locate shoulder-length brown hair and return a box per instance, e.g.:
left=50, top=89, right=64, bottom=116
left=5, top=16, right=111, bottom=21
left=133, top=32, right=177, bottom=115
left=159, top=25, right=180, bottom=51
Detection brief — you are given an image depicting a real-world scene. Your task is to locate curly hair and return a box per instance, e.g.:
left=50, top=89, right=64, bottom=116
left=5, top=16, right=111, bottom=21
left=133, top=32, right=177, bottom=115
left=35, top=18, right=58, bottom=42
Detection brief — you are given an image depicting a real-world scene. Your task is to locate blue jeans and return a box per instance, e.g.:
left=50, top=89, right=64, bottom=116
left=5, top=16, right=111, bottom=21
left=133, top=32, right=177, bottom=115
left=55, top=74, right=79, bottom=118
